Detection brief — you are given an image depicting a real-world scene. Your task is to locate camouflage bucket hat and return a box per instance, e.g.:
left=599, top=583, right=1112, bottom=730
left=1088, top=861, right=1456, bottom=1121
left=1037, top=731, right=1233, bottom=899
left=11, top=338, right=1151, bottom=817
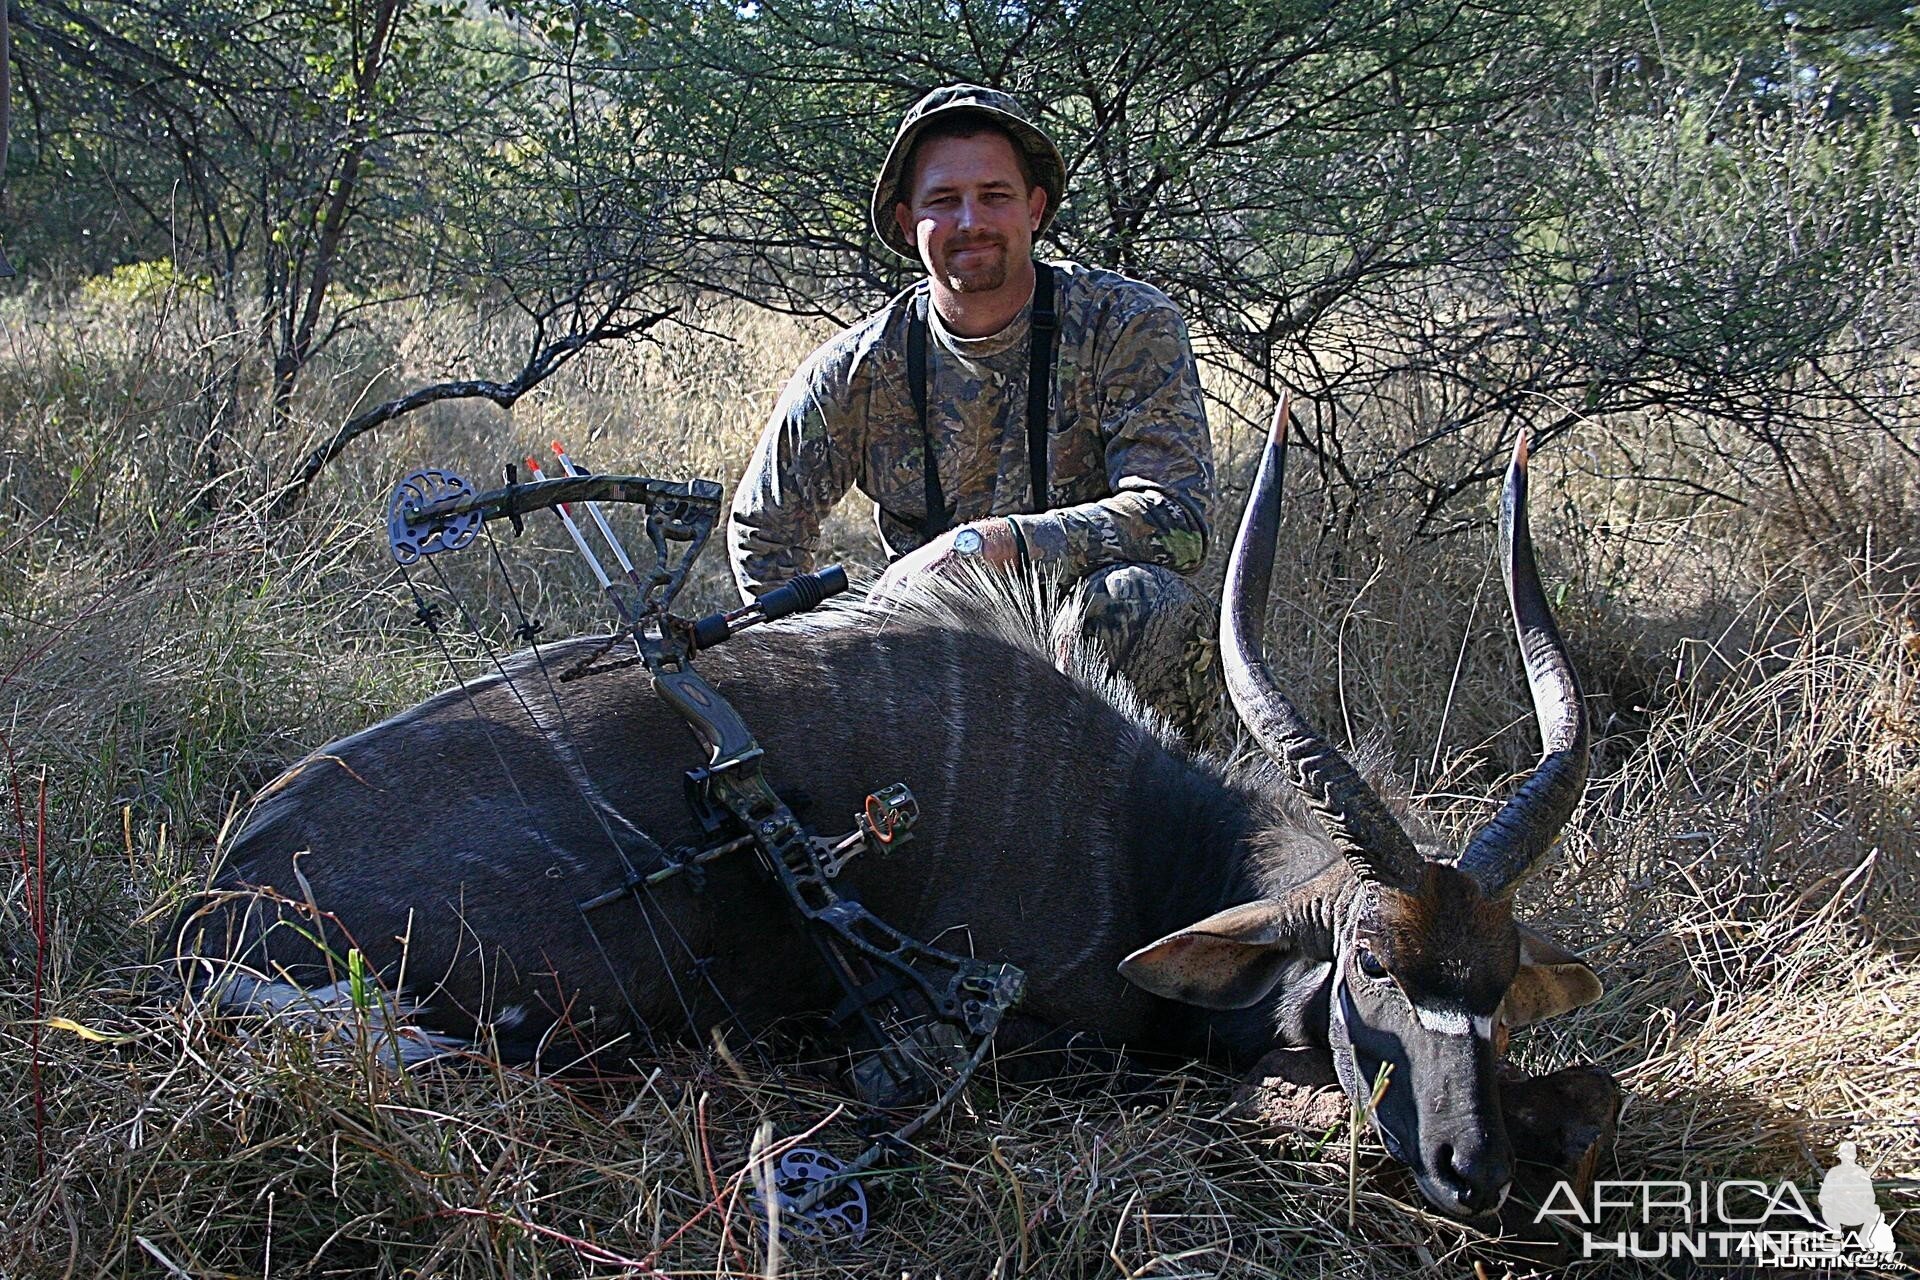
left=871, top=84, right=1067, bottom=263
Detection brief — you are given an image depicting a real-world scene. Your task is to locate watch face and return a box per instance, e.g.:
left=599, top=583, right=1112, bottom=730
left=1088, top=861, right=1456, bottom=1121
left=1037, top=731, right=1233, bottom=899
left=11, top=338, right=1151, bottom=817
left=952, top=528, right=985, bottom=555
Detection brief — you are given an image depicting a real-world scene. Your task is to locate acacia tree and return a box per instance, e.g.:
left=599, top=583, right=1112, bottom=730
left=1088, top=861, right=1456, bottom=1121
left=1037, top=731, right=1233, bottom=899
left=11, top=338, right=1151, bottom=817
left=10, top=0, right=494, bottom=485
left=270, top=21, right=688, bottom=510
left=560, top=0, right=1606, bottom=494
left=10, top=0, right=1915, bottom=517
left=9, top=0, right=692, bottom=503
left=518, top=0, right=1917, bottom=524
left=266, top=0, right=409, bottom=423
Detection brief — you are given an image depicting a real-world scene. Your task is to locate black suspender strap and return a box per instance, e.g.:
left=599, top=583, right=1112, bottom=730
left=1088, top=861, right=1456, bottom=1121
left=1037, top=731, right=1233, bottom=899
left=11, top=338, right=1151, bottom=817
left=906, top=287, right=947, bottom=539
left=1026, top=261, right=1057, bottom=512
left=904, top=262, right=1059, bottom=543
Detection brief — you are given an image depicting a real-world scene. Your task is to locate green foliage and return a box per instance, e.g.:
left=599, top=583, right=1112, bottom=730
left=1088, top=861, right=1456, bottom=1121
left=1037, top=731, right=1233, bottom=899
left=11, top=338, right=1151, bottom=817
left=4, top=0, right=1918, bottom=517
left=1644, top=0, right=1920, bottom=115
left=1558, top=97, right=1910, bottom=379
left=79, top=259, right=214, bottom=304
left=417, top=0, right=1912, bottom=519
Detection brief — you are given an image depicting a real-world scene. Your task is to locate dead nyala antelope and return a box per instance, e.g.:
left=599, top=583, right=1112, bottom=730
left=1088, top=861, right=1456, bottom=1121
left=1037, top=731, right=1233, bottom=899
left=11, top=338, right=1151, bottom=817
left=175, top=408, right=1604, bottom=1220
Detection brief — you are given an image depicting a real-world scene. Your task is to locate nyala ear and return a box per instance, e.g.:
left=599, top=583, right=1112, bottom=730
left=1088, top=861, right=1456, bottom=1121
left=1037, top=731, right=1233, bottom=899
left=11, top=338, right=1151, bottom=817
left=1502, top=924, right=1604, bottom=1028
left=1118, top=897, right=1323, bottom=1011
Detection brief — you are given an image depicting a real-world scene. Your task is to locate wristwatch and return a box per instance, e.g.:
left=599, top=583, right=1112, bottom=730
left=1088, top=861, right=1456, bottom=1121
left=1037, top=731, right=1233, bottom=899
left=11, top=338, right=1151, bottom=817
left=951, top=527, right=986, bottom=555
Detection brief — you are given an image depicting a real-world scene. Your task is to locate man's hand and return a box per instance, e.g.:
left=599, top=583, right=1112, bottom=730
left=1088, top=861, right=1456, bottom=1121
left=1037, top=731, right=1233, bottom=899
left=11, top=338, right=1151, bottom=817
left=871, top=519, right=1023, bottom=599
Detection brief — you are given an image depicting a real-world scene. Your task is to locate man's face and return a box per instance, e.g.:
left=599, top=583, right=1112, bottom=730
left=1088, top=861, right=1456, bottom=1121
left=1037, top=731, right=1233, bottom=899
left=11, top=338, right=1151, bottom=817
left=894, top=131, right=1048, bottom=294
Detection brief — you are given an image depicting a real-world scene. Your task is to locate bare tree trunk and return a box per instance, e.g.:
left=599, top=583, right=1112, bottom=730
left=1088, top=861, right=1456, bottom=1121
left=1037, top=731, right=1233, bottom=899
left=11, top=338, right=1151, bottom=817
left=1, top=0, right=16, bottom=277
left=269, top=0, right=406, bottom=424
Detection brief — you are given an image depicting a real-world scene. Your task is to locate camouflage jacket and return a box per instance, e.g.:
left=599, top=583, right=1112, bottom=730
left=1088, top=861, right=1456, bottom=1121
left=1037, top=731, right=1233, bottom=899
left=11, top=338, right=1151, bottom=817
left=727, top=261, right=1214, bottom=599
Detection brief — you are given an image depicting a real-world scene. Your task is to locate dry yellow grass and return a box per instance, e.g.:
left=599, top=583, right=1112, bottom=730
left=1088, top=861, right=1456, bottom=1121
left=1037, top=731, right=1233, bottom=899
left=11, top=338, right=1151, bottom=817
left=0, top=279, right=1914, bottom=1277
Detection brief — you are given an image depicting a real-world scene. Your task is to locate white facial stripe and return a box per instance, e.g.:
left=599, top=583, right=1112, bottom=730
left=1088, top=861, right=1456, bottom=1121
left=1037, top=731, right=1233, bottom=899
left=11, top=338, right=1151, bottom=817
left=1413, top=1004, right=1471, bottom=1035
left=1410, top=1005, right=1498, bottom=1040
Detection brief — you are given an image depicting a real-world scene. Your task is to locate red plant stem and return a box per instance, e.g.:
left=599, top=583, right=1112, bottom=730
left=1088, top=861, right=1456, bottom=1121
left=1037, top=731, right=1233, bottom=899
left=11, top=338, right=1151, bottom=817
left=638, top=1181, right=735, bottom=1270
left=30, top=766, right=46, bottom=1178
left=435, top=1206, right=666, bottom=1274
left=2, top=730, right=45, bottom=1179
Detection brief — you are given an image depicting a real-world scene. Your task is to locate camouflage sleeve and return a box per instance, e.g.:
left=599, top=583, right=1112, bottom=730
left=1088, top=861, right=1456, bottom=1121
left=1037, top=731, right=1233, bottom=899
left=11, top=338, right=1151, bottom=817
left=727, top=360, right=863, bottom=602
left=1011, top=302, right=1213, bottom=578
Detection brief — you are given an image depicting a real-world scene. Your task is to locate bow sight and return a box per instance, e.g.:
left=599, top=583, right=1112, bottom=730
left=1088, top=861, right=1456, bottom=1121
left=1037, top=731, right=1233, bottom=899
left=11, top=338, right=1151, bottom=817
left=386, top=444, right=1026, bottom=1234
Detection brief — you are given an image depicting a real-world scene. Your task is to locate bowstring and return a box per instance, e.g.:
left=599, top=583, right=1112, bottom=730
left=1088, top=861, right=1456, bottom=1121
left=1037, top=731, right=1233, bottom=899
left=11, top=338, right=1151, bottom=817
left=400, top=506, right=821, bottom=1133
left=399, top=569, right=533, bottom=818
left=418, top=551, right=700, bottom=1050
left=404, top=564, right=643, bottom=1053
left=473, top=524, right=824, bottom=1121
left=468, top=523, right=756, bottom=1048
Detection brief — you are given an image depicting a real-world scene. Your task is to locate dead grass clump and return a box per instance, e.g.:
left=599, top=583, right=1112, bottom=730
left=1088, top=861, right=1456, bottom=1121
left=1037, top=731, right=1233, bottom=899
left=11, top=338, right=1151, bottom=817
left=2, top=282, right=1916, bottom=1276
left=1510, top=548, right=1920, bottom=1221
left=5, top=985, right=1574, bottom=1279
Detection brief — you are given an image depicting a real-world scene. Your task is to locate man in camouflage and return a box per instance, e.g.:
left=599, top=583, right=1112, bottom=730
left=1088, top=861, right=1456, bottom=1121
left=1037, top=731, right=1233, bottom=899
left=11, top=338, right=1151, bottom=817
left=727, top=84, right=1219, bottom=739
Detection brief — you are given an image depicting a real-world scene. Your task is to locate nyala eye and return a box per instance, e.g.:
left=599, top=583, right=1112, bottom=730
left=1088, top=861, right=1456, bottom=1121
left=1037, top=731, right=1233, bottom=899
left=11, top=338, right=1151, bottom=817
left=1357, top=948, right=1390, bottom=981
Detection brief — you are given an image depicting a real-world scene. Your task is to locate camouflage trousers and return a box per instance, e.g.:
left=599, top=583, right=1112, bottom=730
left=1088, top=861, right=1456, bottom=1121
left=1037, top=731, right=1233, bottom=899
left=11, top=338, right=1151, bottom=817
left=1073, top=562, right=1223, bottom=745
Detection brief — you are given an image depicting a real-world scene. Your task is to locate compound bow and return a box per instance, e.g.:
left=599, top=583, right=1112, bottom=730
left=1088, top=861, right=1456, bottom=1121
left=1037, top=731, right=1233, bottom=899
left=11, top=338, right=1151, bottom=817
left=385, top=443, right=1026, bottom=1236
